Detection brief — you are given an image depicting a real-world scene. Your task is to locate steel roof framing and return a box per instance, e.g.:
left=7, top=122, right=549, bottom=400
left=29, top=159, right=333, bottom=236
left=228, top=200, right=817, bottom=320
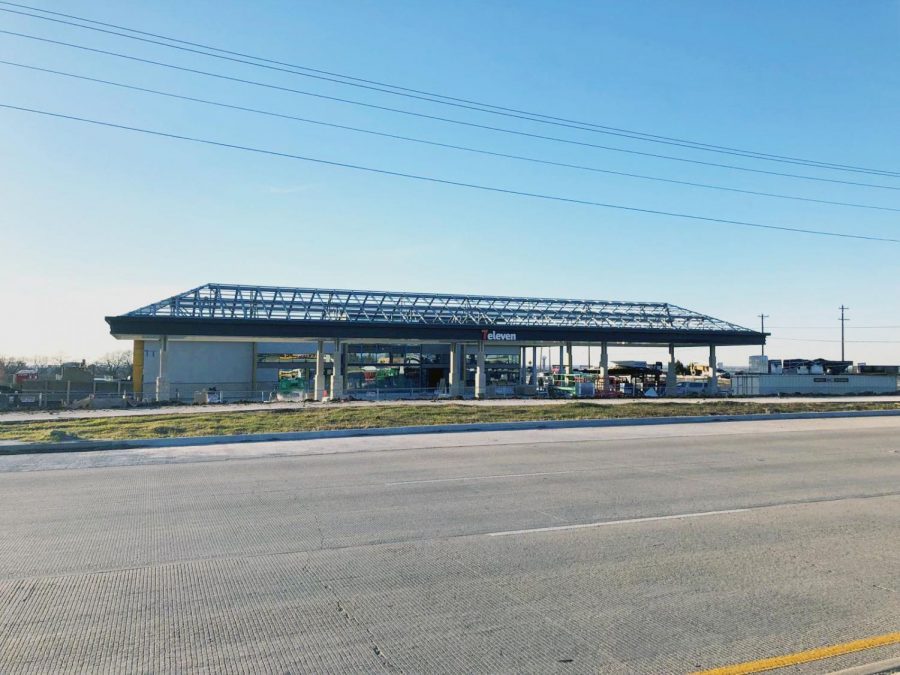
left=121, top=283, right=753, bottom=333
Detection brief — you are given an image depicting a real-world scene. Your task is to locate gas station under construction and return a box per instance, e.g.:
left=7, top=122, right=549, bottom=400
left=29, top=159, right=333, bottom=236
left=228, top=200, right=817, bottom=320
left=104, top=283, right=768, bottom=402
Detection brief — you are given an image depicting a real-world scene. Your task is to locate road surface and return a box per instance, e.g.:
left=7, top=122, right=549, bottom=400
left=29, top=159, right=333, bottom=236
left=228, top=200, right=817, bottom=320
left=0, top=417, right=897, bottom=673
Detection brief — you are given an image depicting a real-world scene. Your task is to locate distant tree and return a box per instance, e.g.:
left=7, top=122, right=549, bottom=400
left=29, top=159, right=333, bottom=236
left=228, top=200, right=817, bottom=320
left=0, top=356, right=27, bottom=383
left=675, top=360, right=690, bottom=375
left=92, top=350, right=133, bottom=379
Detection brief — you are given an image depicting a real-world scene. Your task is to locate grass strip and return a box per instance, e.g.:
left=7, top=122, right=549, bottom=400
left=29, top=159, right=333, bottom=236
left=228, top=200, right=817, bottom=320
left=1, top=401, right=898, bottom=443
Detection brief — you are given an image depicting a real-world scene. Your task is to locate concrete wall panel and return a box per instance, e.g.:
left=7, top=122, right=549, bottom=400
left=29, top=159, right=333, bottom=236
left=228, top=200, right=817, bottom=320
left=141, top=340, right=253, bottom=392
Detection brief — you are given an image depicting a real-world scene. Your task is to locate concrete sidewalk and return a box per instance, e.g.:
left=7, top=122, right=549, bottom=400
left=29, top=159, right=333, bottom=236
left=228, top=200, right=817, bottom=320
left=3, top=408, right=900, bottom=456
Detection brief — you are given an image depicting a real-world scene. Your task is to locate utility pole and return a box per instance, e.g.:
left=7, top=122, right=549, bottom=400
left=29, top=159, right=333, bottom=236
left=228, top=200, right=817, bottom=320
left=758, top=314, right=769, bottom=356
left=839, top=305, right=849, bottom=362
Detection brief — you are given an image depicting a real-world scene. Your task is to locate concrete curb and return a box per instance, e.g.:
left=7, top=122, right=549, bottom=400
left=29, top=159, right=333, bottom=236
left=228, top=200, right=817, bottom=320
left=2, top=408, right=899, bottom=456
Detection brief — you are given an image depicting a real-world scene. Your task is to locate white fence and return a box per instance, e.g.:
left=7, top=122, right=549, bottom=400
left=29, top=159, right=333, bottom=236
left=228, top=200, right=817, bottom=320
left=731, top=373, right=899, bottom=396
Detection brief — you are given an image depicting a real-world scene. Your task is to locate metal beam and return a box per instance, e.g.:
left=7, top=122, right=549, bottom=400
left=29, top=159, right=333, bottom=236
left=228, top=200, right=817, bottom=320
left=119, top=283, right=759, bottom=336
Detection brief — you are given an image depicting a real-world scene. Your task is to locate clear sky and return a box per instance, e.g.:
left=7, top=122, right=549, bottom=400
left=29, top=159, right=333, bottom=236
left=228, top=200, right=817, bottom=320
left=1, top=0, right=898, bottom=366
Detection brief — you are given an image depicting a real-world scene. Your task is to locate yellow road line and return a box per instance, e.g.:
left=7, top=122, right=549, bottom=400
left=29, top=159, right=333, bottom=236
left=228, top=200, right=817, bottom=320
left=693, top=631, right=900, bottom=675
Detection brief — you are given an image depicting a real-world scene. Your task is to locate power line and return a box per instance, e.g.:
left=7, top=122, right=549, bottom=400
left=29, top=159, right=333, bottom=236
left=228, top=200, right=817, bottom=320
left=2, top=1, right=898, bottom=178
left=4, top=58, right=898, bottom=215
left=769, top=337, right=897, bottom=344
left=5, top=29, right=900, bottom=194
left=2, top=101, right=898, bottom=244
left=769, top=325, right=900, bottom=329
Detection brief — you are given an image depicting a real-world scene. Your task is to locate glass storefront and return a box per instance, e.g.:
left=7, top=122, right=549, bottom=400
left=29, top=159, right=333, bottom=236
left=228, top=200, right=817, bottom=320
left=465, top=350, right=521, bottom=386
left=345, top=344, right=441, bottom=391
left=256, top=352, right=331, bottom=393
left=258, top=344, right=523, bottom=392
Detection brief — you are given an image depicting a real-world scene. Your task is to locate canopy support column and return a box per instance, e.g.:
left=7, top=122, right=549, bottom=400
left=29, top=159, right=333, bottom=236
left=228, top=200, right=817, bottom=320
left=314, top=340, right=325, bottom=401
left=475, top=341, right=486, bottom=399
left=132, top=339, right=144, bottom=400
left=667, top=343, right=678, bottom=397
left=155, top=336, right=170, bottom=402
left=449, top=342, right=461, bottom=396
left=330, top=339, right=344, bottom=400
left=600, top=342, right=609, bottom=392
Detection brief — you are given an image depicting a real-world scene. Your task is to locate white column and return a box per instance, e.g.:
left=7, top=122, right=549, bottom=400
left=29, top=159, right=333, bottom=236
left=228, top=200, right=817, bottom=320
left=558, top=345, right=564, bottom=378
left=459, top=343, right=468, bottom=396
left=155, top=336, right=170, bottom=402
left=566, top=342, right=573, bottom=375
left=475, top=341, right=486, bottom=399
left=531, top=346, right=538, bottom=386
left=330, top=339, right=343, bottom=400
left=600, top=341, right=609, bottom=391
left=667, top=343, right=678, bottom=397
left=708, top=344, right=718, bottom=396
left=314, top=340, right=325, bottom=401
left=448, top=342, right=460, bottom=396
left=251, top=342, right=257, bottom=395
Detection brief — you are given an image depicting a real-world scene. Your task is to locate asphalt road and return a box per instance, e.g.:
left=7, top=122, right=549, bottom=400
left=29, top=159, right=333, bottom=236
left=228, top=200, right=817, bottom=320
left=0, top=418, right=897, bottom=673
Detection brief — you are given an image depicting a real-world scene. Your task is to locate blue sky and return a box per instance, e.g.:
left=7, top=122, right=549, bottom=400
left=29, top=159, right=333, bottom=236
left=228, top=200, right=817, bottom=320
left=1, top=0, right=898, bottom=365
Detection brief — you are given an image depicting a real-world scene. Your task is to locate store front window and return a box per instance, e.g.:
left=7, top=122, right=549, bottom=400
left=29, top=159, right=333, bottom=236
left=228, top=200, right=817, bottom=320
left=465, top=350, right=521, bottom=385
left=345, top=344, right=447, bottom=390
left=345, top=365, right=422, bottom=390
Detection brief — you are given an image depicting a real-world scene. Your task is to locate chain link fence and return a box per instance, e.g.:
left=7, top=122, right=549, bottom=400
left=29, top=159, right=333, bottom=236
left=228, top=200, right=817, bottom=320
left=7, top=376, right=682, bottom=410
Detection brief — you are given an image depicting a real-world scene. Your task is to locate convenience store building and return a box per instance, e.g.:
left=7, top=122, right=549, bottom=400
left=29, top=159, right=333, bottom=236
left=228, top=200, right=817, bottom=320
left=106, top=283, right=766, bottom=401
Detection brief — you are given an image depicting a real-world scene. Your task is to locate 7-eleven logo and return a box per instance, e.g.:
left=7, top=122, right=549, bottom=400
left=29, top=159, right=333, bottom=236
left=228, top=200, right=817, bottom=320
left=482, top=329, right=517, bottom=341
